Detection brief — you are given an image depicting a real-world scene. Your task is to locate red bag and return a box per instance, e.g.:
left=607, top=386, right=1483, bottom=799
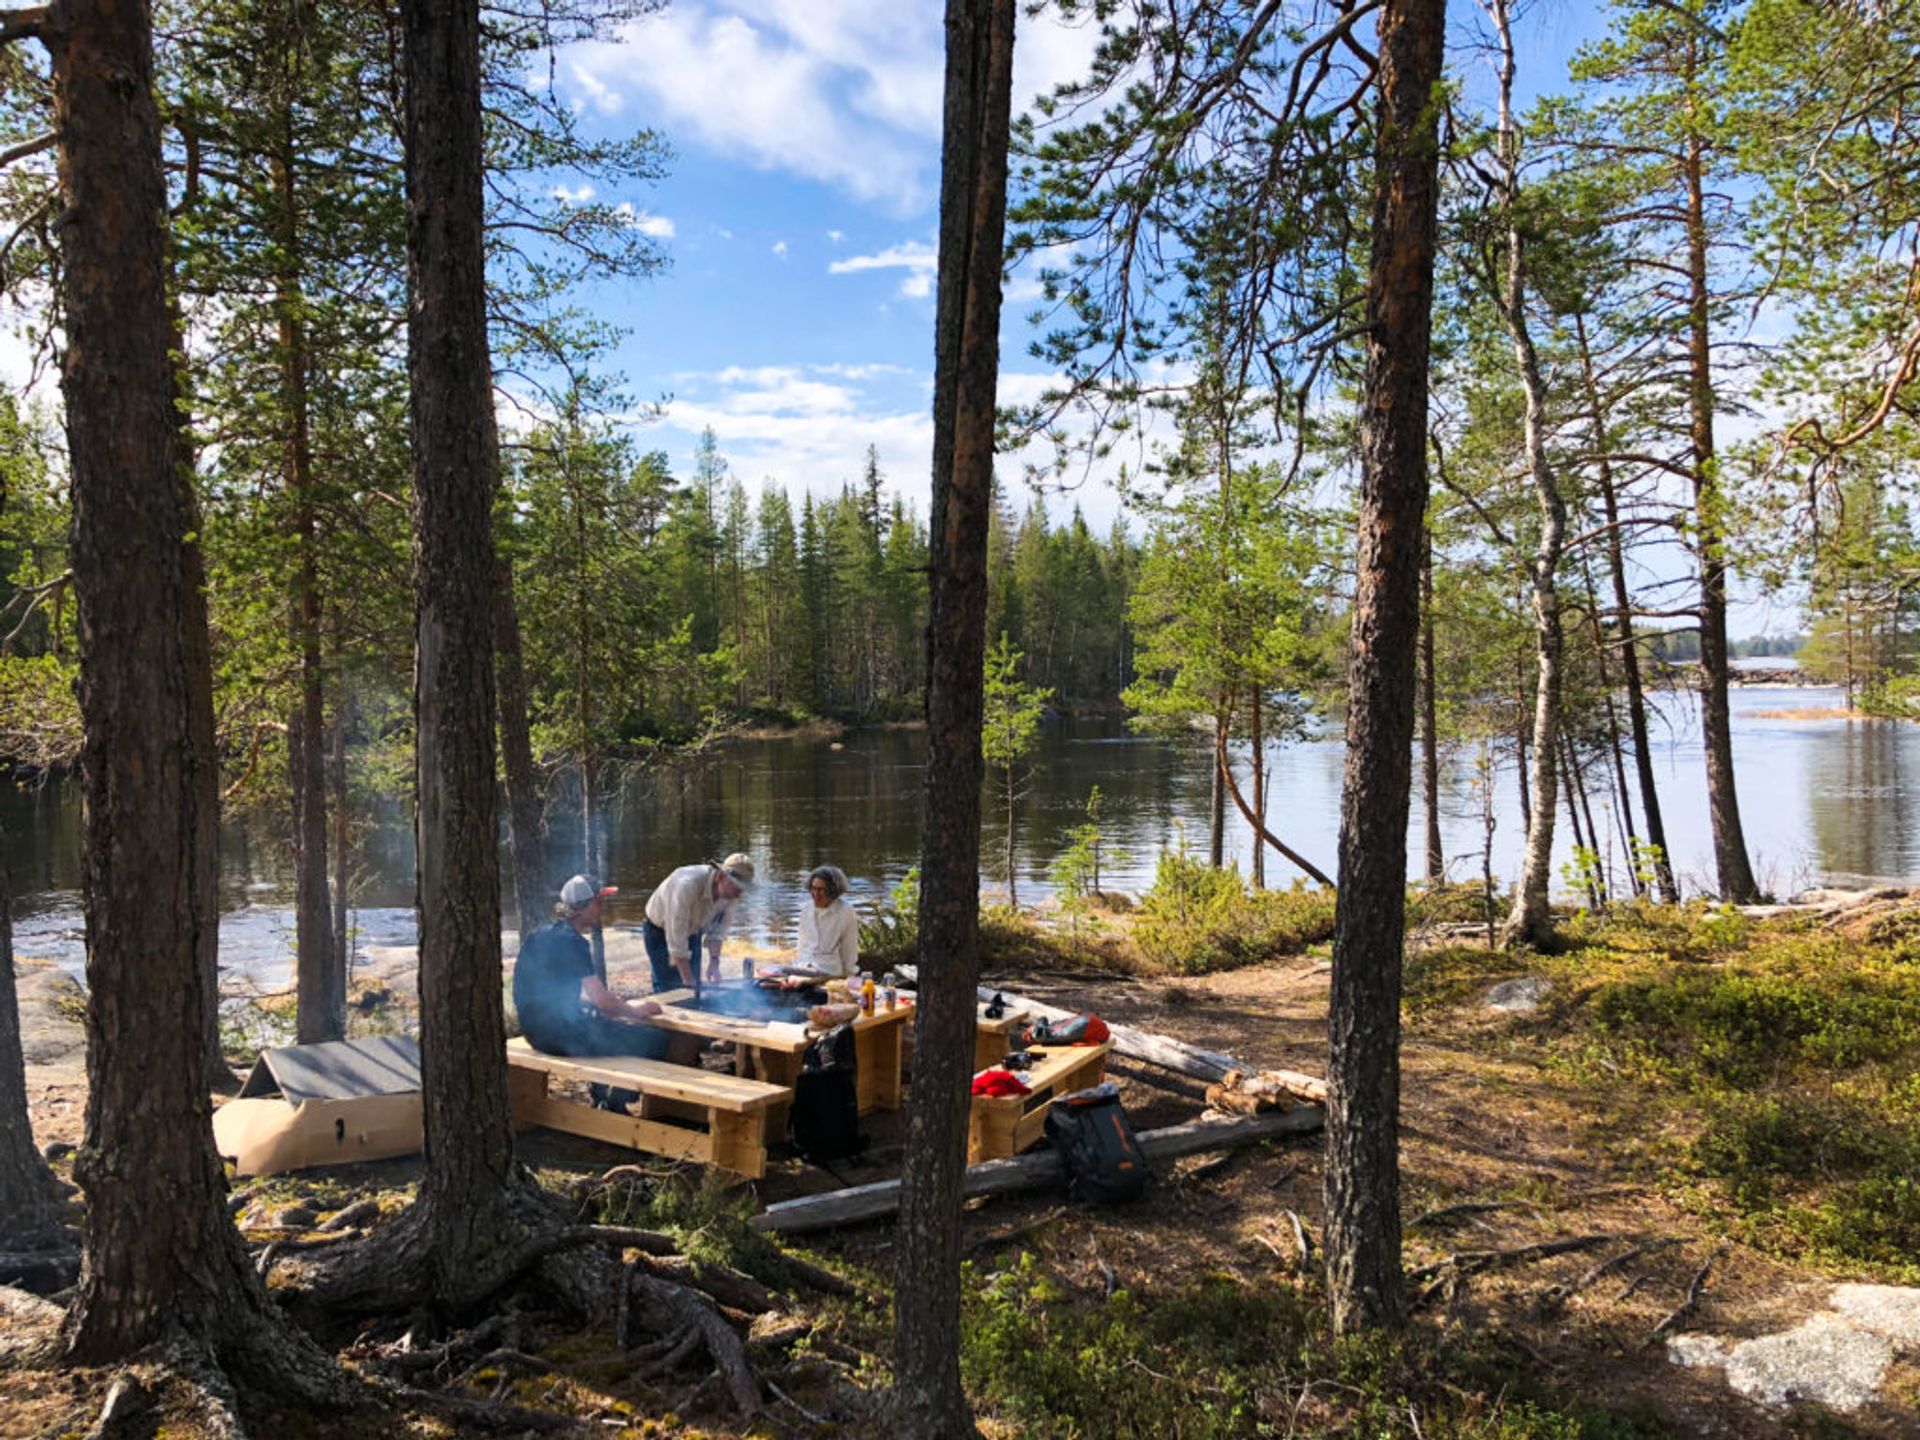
left=1020, top=1013, right=1110, bottom=1048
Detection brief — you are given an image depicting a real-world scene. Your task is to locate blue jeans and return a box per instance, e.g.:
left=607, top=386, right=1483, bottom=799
left=642, top=921, right=701, bottom=993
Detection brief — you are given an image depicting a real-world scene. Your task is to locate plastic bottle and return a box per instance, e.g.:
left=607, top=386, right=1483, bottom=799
left=881, top=972, right=897, bottom=1009
left=860, top=974, right=877, bottom=1016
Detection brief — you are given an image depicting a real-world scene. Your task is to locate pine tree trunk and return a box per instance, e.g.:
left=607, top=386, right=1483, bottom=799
left=494, top=554, right=546, bottom=943
left=276, top=140, right=339, bottom=1045
left=402, top=0, right=523, bottom=1288
left=893, top=2, right=1013, bottom=1433
left=1324, top=0, right=1445, bottom=1339
left=331, top=704, right=351, bottom=977
left=1420, top=533, right=1443, bottom=885
left=1209, top=709, right=1228, bottom=866
left=1575, top=311, right=1675, bottom=901
left=1683, top=127, right=1759, bottom=902
left=54, top=0, right=334, bottom=1383
left=166, top=265, right=228, bottom=1087
left=0, top=845, right=61, bottom=1230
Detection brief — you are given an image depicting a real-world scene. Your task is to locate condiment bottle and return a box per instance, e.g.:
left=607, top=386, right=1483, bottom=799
left=860, top=974, right=877, bottom=1015
left=882, top=972, right=897, bottom=1009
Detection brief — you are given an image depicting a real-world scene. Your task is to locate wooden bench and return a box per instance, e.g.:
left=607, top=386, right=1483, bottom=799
left=967, top=1041, right=1113, bottom=1163
left=506, top=1038, right=788, bottom=1180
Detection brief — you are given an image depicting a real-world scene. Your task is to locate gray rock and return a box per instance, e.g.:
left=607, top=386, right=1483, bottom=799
left=1722, top=1316, right=1893, bottom=1413
left=1666, top=1334, right=1731, bottom=1369
left=1485, top=977, right=1551, bottom=1013
left=1829, top=1284, right=1920, bottom=1346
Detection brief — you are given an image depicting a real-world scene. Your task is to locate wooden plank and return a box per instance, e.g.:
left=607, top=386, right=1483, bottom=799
left=754, top=1109, right=1326, bottom=1234
left=513, top=1090, right=715, bottom=1167
left=506, top=1064, right=549, bottom=1133
left=505, top=1038, right=786, bottom=1112
left=854, top=1009, right=907, bottom=1112
left=646, top=988, right=814, bottom=1052
left=708, top=1108, right=768, bottom=1180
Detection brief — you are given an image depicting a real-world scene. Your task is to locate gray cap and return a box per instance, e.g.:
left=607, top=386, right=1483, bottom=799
left=719, top=853, right=756, bottom=886
left=559, top=875, right=617, bottom=909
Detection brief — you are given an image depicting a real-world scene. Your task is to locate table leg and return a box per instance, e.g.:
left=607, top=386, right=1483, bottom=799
left=753, top=1048, right=802, bottom=1139
left=856, top=1020, right=905, bottom=1112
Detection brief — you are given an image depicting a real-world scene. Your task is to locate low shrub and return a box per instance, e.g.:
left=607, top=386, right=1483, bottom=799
left=962, top=1256, right=1672, bottom=1439
left=1131, top=851, right=1336, bottom=974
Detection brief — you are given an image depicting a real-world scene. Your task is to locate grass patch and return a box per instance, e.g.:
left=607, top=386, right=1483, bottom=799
left=1429, top=906, right=1920, bottom=1283
left=961, top=1257, right=1674, bottom=1439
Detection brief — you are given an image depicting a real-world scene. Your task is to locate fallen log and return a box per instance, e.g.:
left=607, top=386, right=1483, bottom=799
left=752, top=1109, right=1323, bottom=1235
left=897, top=967, right=1306, bottom=1088
left=1205, top=1067, right=1329, bottom=1110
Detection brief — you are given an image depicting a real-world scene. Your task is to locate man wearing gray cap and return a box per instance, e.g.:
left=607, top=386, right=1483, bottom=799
left=513, top=875, right=667, bottom=1110
left=642, top=853, right=755, bottom=991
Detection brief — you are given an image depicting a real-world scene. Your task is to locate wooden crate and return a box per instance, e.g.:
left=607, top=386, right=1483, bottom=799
left=967, top=1041, right=1113, bottom=1163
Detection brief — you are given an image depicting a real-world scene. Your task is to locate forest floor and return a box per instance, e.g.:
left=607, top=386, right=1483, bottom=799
left=7, top=897, right=1920, bottom=1438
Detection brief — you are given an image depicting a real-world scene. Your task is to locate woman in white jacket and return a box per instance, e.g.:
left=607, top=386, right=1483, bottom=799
left=795, top=865, right=860, bottom=978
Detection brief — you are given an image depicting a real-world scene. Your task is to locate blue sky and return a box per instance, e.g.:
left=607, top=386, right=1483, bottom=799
left=547, top=0, right=1633, bottom=537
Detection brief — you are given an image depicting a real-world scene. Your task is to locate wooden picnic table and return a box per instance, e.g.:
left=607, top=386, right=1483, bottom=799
left=648, top=986, right=913, bottom=1118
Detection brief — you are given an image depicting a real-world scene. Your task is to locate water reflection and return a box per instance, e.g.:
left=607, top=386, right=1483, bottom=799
left=11, top=686, right=1920, bottom=986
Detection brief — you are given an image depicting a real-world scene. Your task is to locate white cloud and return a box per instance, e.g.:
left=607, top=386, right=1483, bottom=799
left=644, top=361, right=1127, bottom=530
left=558, top=2, right=1101, bottom=214
left=552, top=183, right=596, bottom=204
left=612, top=202, right=676, bottom=238
left=829, top=240, right=937, bottom=299
left=565, top=60, right=624, bottom=114
left=771, top=239, right=789, bottom=258
left=827, top=229, right=845, bottom=243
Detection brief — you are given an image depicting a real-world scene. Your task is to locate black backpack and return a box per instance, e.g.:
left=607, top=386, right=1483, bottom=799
left=1044, top=1082, right=1149, bottom=1204
left=791, top=1023, right=866, bottom=1164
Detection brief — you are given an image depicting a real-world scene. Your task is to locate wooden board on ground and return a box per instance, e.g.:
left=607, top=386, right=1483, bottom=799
left=753, top=1109, right=1326, bottom=1234
left=505, top=1037, right=788, bottom=1179
left=968, top=1041, right=1112, bottom=1163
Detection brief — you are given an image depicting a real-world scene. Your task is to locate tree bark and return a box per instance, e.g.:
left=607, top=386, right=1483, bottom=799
left=402, top=0, right=524, bottom=1292
left=332, top=701, right=351, bottom=978
left=1683, top=120, right=1759, bottom=902
left=1493, top=5, right=1565, bottom=951
left=1574, top=310, right=1676, bottom=901
left=164, top=237, right=227, bottom=1088
left=0, top=845, right=61, bottom=1229
left=1324, top=0, right=1445, bottom=1339
left=278, top=144, right=340, bottom=1045
left=1420, top=531, right=1442, bottom=885
left=893, top=1, right=1013, bottom=1433
left=1209, top=708, right=1228, bottom=866
left=494, top=553, right=546, bottom=943
left=52, top=0, right=338, bottom=1391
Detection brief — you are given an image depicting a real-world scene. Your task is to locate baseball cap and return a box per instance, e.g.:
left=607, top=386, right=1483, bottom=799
left=560, top=875, right=618, bottom=908
left=719, top=853, right=756, bottom=886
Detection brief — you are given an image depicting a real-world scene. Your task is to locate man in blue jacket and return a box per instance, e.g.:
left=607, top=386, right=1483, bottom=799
left=513, top=874, right=667, bottom=1111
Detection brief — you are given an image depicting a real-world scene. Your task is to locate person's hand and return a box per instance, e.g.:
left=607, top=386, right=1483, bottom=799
left=632, top=999, right=662, bottom=1020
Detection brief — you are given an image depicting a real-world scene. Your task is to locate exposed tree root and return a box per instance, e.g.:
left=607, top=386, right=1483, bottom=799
left=1536, top=1238, right=1683, bottom=1316
left=393, top=1383, right=585, bottom=1433
left=1644, top=1240, right=1730, bottom=1348
left=1411, top=1234, right=1619, bottom=1312
left=631, top=1272, right=762, bottom=1415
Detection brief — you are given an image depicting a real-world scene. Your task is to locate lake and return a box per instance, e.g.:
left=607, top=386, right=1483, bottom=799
left=7, top=682, right=1919, bottom=989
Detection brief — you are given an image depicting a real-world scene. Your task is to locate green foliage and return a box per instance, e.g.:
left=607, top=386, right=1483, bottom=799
left=0, top=654, right=80, bottom=771
left=963, top=1255, right=1672, bottom=1439
left=1132, top=850, right=1336, bottom=974
left=1446, top=908, right=1920, bottom=1281
left=856, top=867, right=920, bottom=971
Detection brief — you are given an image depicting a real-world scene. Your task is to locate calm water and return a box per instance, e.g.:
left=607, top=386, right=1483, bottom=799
left=7, top=683, right=1920, bottom=988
